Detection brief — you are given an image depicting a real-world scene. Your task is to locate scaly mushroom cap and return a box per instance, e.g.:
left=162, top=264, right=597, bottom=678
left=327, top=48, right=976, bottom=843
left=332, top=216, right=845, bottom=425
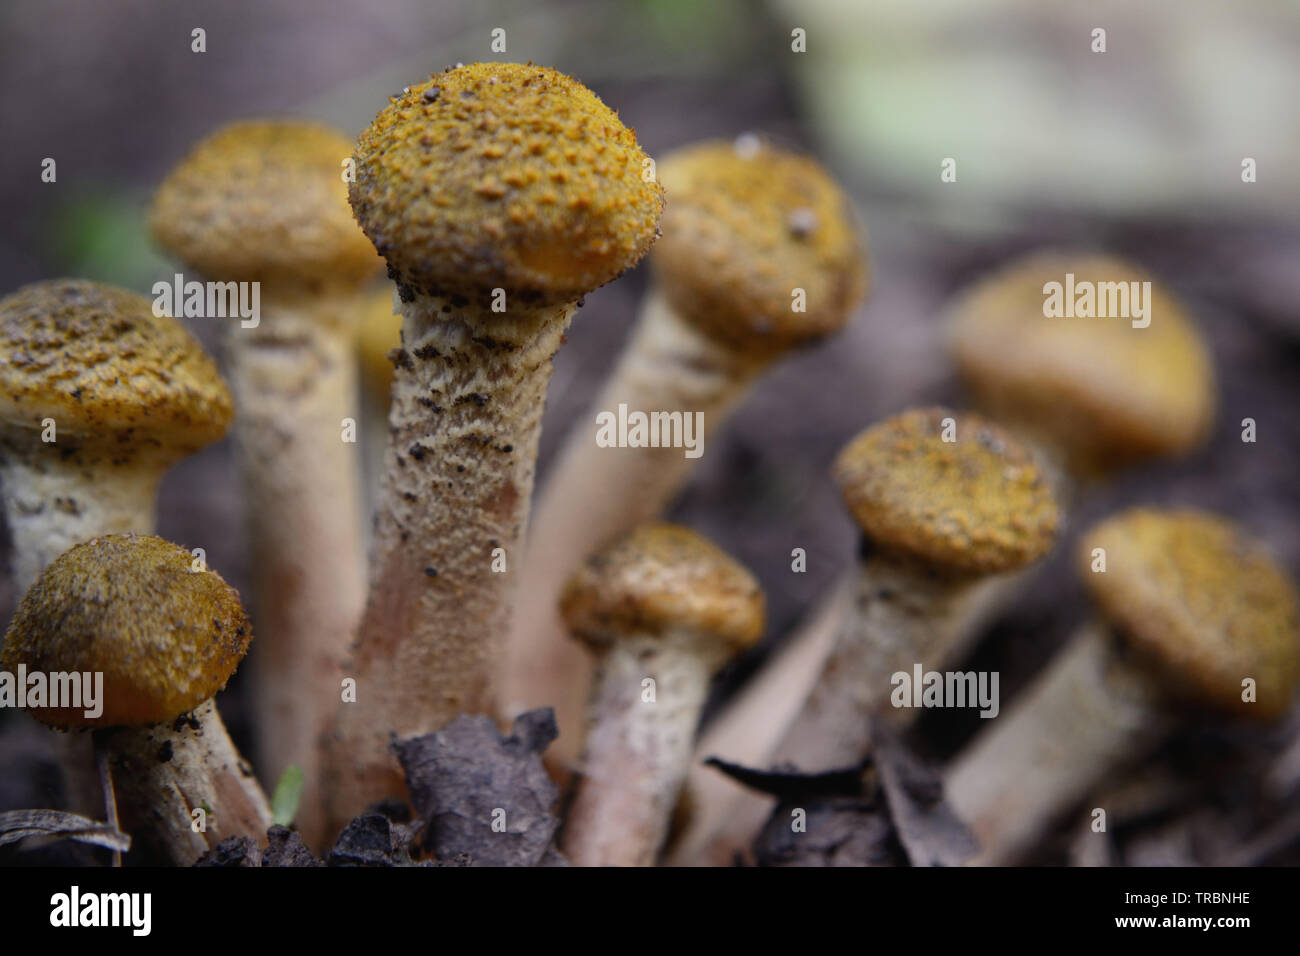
left=0, top=279, right=233, bottom=454
left=652, top=138, right=868, bottom=356
left=947, top=252, right=1215, bottom=475
left=834, top=407, right=1060, bottom=574
left=150, top=120, right=382, bottom=287
left=1, top=534, right=252, bottom=729
left=560, top=523, right=765, bottom=652
left=356, top=287, right=402, bottom=399
left=349, top=62, right=664, bottom=305
left=1080, top=509, right=1300, bottom=721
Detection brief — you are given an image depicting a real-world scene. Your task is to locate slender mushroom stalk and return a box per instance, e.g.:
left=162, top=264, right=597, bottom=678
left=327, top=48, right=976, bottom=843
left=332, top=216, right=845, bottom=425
left=0, top=534, right=271, bottom=865
left=0, top=279, right=233, bottom=592
left=504, top=137, right=868, bottom=773
left=946, top=508, right=1300, bottom=865
left=677, top=408, right=1059, bottom=864
left=150, top=121, right=384, bottom=845
left=558, top=523, right=764, bottom=866
left=672, top=255, right=1217, bottom=864
left=664, top=578, right=848, bottom=866
left=947, top=251, right=1216, bottom=489
left=325, top=62, right=663, bottom=827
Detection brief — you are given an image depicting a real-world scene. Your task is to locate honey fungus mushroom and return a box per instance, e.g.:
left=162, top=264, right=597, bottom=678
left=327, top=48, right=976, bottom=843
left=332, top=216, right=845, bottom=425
left=946, top=508, right=1300, bottom=864
left=326, top=62, right=663, bottom=828
left=0, top=534, right=271, bottom=865
left=559, top=523, right=764, bottom=866
left=0, top=279, right=232, bottom=591
left=347, top=63, right=662, bottom=305
left=947, top=252, right=1216, bottom=478
left=652, top=136, right=868, bottom=355
left=675, top=408, right=1060, bottom=865
left=776, top=407, right=1060, bottom=763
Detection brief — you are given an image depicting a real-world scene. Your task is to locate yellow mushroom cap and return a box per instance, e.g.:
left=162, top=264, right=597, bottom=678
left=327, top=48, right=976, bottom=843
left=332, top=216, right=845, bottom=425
left=834, top=407, right=1060, bottom=574
left=652, top=138, right=868, bottom=356
left=349, top=62, right=664, bottom=305
left=150, top=120, right=383, bottom=287
left=356, top=287, right=402, bottom=400
left=0, top=279, right=233, bottom=454
left=947, top=252, right=1216, bottom=475
left=560, top=523, right=765, bottom=652
left=1079, top=509, right=1300, bottom=722
left=0, top=534, right=253, bottom=729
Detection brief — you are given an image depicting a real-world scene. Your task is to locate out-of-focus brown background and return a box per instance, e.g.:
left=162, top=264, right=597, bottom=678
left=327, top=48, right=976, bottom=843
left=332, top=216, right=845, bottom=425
left=1, top=0, right=1297, bottom=865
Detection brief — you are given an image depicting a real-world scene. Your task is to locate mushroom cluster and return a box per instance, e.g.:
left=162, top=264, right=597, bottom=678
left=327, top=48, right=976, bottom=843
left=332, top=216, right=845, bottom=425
left=1, top=58, right=1295, bottom=872
left=503, top=136, right=869, bottom=778
left=150, top=119, right=383, bottom=844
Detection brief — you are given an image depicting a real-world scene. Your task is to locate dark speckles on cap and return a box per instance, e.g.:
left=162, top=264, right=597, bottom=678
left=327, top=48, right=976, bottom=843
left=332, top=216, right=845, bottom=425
left=834, top=407, right=1060, bottom=574
left=348, top=62, right=663, bottom=305
left=560, top=522, right=765, bottom=650
left=0, top=279, right=233, bottom=450
left=0, top=533, right=254, bottom=729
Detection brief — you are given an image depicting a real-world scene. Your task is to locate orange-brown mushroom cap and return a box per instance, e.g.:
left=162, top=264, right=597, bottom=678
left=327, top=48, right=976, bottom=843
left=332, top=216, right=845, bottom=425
left=150, top=120, right=383, bottom=287
left=0, top=279, right=233, bottom=455
left=1079, top=509, right=1300, bottom=722
left=560, top=523, right=764, bottom=652
left=0, top=534, right=253, bottom=729
left=947, top=252, right=1216, bottom=475
left=652, top=137, right=868, bottom=356
left=349, top=62, right=664, bottom=305
left=834, top=407, right=1060, bottom=574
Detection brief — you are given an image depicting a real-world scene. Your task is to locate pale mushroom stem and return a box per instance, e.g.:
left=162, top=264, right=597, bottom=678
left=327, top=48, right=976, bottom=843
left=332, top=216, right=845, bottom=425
left=327, top=293, right=574, bottom=824
left=504, top=290, right=762, bottom=770
left=0, top=455, right=160, bottom=593
left=0, top=454, right=160, bottom=819
left=98, top=698, right=272, bottom=866
left=944, top=622, right=1168, bottom=865
left=228, top=291, right=367, bottom=845
left=666, top=574, right=851, bottom=867
left=562, top=630, right=716, bottom=867
left=686, top=555, right=1027, bottom=865
left=776, top=554, right=1027, bottom=765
